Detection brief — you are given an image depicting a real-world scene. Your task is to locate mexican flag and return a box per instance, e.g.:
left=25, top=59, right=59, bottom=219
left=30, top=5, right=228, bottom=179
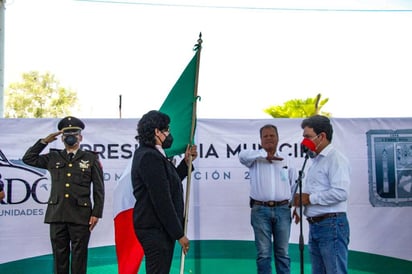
left=113, top=42, right=201, bottom=274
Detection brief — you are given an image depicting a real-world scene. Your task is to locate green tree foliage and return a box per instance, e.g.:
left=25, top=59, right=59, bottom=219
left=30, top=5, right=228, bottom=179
left=5, top=71, right=78, bottom=118
left=264, top=93, right=331, bottom=118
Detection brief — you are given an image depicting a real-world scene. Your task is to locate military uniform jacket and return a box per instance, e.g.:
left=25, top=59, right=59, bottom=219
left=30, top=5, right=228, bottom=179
left=131, top=144, right=189, bottom=241
left=22, top=140, right=105, bottom=225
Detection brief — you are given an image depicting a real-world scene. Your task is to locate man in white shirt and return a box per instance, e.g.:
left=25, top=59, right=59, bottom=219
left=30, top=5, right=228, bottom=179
left=294, top=115, right=351, bottom=274
left=239, top=124, right=296, bottom=274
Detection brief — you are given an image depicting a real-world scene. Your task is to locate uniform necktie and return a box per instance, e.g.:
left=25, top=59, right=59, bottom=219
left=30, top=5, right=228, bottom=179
left=68, top=153, right=74, bottom=161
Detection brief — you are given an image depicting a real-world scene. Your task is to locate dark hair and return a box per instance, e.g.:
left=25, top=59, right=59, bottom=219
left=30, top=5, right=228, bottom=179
left=136, top=110, right=170, bottom=146
left=260, top=124, right=278, bottom=138
left=301, top=115, right=333, bottom=141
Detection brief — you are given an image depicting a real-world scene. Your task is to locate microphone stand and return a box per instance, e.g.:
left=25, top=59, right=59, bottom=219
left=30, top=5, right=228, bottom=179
left=291, top=153, right=309, bottom=274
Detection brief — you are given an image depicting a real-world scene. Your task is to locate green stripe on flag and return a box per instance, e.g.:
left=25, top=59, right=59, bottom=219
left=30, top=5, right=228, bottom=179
left=159, top=51, right=199, bottom=158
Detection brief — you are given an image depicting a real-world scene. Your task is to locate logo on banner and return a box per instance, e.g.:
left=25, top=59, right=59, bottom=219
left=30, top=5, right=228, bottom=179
left=0, top=149, right=50, bottom=214
left=366, top=130, right=412, bottom=207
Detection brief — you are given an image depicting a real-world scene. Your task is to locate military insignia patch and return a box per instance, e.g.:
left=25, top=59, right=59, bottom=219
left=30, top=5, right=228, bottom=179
left=79, top=160, right=90, bottom=169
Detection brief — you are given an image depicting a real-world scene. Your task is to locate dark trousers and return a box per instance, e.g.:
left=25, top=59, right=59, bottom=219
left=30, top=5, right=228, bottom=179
left=50, top=223, right=91, bottom=274
left=136, top=228, right=176, bottom=274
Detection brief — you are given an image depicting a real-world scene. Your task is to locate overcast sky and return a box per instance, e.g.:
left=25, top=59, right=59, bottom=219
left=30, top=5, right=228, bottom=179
left=3, top=0, right=412, bottom=119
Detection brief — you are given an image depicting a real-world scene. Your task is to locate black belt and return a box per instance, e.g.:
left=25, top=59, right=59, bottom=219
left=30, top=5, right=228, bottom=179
left=307, top=212, right=346, bottom=224
left=251, top=198, right=289, bottom=207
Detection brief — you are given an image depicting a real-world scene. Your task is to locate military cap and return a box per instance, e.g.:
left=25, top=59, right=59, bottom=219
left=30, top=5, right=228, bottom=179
left=57, top=116, right=85, bottom=132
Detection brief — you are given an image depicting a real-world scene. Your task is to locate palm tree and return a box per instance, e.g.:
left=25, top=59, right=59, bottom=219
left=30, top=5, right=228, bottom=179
left=264, top=93, right=330, bottom=118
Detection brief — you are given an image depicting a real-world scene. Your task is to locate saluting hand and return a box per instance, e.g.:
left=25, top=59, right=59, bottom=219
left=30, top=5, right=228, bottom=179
left=265, top=151, right=283, bottom=163
left=42, top=131, right=62, bottom=144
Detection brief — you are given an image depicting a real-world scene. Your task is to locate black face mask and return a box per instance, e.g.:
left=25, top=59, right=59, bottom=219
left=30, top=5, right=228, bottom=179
left=161, top=133, right=173, bottom=149
left=64, top=135, right=78, bottom=147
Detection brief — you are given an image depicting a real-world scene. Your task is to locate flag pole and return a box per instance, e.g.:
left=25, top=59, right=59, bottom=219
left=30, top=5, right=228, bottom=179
left=180, top=32, right=203, bottom=274
left=119, top=94, right=122, bottom=119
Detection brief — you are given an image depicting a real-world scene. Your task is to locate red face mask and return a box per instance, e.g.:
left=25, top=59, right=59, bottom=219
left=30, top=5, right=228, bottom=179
left=301, top=137, right=317, bottom=158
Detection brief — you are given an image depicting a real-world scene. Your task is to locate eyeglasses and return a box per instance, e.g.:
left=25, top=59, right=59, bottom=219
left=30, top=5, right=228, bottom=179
left=162, top=127, right=171, bottom=133
left=310, top=134, right=320, bottom=141
left=303, top=134, right=320, bottom=141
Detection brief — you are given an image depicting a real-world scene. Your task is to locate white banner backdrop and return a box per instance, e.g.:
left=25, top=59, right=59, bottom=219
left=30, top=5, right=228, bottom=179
left=0, top=118, right=411, bottom=264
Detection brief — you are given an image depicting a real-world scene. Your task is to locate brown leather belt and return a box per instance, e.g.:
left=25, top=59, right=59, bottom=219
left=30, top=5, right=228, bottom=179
left=251, top=199, right=289, bottom=207
left=306, top=212, right=346, bottom=224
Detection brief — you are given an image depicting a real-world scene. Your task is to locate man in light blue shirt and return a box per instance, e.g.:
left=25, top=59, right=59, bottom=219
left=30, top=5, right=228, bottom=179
left=239, top=124, right=296, bottom=274
left=294, top=115, right=351, bottom=274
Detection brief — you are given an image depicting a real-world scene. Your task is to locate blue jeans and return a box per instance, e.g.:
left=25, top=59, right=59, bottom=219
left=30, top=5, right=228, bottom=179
left=251, top=204, right=291, bottom=274
left=308, top=213, right=350, bottom=274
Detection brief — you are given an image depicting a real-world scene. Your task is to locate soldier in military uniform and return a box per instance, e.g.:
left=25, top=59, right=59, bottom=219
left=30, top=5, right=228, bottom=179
left=23, top=116, right=105, bottom=274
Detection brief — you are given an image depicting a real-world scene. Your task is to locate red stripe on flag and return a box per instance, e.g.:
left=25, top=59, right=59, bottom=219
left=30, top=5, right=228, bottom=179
left=114, top=208, right=144, bottom=274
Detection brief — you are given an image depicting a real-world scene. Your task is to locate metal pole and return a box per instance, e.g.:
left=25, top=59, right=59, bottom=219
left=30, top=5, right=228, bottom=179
left=119, top=94, right=122, bottom=118
left=297, top=155, right=309, bottom=274
left=179, top=32, right=202, bottom=274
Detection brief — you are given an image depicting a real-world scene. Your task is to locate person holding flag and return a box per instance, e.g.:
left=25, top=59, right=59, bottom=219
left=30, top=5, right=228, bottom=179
left=114, top=34, right=202, bottom=274
left=131, top=110, right=197, bottom=273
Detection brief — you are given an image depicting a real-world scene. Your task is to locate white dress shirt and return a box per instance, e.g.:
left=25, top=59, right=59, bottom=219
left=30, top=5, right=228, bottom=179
left=239, top=148, right=296, bottom=202
left=303, top=144, right=351, bottom=217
